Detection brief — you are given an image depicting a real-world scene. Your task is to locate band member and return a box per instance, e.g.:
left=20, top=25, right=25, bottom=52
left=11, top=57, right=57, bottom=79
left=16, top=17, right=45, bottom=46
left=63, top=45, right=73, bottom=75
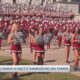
left=57, top=30, right=63, bottom=47
left=0, top=30, right=2, bottom=50
left=0, top=22, right=3, bottom=50
left=8, top=22, right=24, bottom=79
left=43, top=30, right=52, bottom=49
left=63, top=28, right=71, bottom=63
left=71, top=28, right=80, bottom=70
left=47, top=29, right=52, bottom=49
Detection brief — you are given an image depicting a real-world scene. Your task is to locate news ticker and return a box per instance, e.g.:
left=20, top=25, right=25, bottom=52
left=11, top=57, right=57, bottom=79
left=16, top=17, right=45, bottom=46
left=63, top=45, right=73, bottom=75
left=0, top=65, right=70, bottom=72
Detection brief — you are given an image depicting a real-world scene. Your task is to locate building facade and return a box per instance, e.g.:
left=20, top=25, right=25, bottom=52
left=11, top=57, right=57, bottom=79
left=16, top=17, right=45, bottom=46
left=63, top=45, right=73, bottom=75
left=1, top=0, right=80, bottom=4
left=0, top=0, right=80, bottom=15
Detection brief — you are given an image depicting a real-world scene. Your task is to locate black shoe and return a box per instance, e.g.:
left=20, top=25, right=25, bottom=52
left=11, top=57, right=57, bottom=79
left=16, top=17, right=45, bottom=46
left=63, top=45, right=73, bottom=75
left=37, top=57, right=43, bottom=65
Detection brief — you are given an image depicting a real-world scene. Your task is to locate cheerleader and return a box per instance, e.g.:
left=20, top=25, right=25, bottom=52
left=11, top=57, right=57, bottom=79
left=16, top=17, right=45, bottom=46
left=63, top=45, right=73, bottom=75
left=63, top=28, right=71, bottom=63
left=7, top=22, right=23, bottom=79
left=34, top=28, right=45, bottom=65
left=28, top=28, right=35, bottom=53
left=32, top=29, right=39, bottom=64
left=71, top=28, right=80, bottom=70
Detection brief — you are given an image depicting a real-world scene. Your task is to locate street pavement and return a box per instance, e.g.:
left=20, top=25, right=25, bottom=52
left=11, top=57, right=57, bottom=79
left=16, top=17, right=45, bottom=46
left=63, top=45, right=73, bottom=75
left=0, top=40, right=80, bottom=76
